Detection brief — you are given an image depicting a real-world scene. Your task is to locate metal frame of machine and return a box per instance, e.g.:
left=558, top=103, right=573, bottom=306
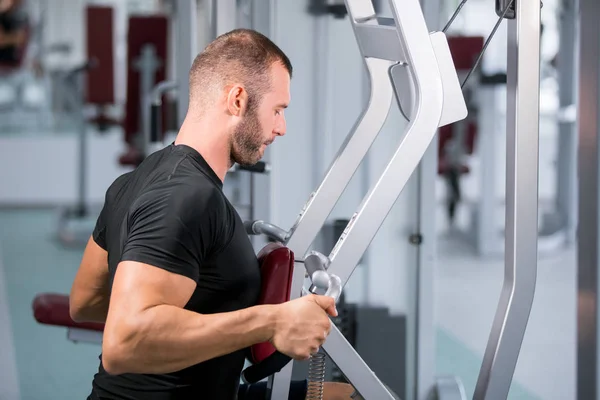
left=247, top=0, right=541, bottom=399
left=258, top=0, right=468, bottom=397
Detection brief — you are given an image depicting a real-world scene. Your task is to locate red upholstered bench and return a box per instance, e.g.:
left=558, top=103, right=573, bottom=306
left=32, top=293, right=104, bottom=344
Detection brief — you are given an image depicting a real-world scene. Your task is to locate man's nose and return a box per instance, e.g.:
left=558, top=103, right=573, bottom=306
left=275, top=117, right=286, bottom=136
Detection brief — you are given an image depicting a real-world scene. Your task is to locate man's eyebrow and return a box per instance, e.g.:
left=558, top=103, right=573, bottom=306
left=276, top=103, right=289, bottom=109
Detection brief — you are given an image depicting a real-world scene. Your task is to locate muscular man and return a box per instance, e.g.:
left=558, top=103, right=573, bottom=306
left=69, top=29, right=356, bottom=400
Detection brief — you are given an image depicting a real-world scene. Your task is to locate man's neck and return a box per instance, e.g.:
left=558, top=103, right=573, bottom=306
left=174, top=116, right=231, bottom=182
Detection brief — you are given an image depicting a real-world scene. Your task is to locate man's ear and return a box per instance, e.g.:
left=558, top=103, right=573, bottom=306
left=226, top=85, right=248, bottom=117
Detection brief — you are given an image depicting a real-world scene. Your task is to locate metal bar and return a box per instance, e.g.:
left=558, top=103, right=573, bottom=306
left=283, top=57, right=394, bottom=254
left=321, top=325, right=397, bottom=399
left=556, top=0, right=578, bottom=245
left=577, top=0, right=600, bottom=397
left=270, top=0, right=450, bottom=396
left=326, top=65, right=444, bottom=286
left=413, top=3, right=442, bottom=398
left=354, top=21, right=406, bottom=61
left=248, top=0, right=273, bottom=251
left=151, top=81, right=178, bottom=106
left=475, top=85, right=500, bottom=256
left=75, top=72, right=87, bottom=215
left=473, top=0, right=541, bottom=398
left=269, top=2, right=394, bottom=394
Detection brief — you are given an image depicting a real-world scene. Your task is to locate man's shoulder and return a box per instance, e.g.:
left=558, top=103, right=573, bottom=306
left=169, top=168, right=224, bottom=200
left=140, top=174, right=229, bottom=225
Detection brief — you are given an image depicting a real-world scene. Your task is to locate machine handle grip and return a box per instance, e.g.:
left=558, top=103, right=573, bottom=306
left=324, top=274, right=342, bottom=302
left=243, top=220, right=288, bottom=242
left=150, top=104, right=162, bottom=143
left=240, top=273, right=341, bottom=384
left=241, top=351, right=292, bottom=384
left=311, top=270, right=342, bottom=302
left=241, top=270, right=341, bottom=384
left=305, top=252, right=330, bottom=277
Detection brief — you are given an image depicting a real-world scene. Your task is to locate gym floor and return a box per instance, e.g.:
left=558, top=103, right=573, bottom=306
left=0, top=121, right=572, bottom=400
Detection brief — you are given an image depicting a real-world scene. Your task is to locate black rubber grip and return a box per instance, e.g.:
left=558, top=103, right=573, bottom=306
left=241, top=351, right=292, bottom=384
left=243, top=220, right=258, bottom=235
left=150, top=104, right=161, bottom=143
left=237, top=161, right=268, bottom=173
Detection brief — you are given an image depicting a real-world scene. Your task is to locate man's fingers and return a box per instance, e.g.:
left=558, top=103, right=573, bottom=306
left=312, top=295, right=338, bottom=317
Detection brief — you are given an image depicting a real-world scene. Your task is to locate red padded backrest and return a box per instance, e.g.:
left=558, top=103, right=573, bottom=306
left=32, top=293, right=105, bottom=332
left=250, top=243, right=295, bottom=364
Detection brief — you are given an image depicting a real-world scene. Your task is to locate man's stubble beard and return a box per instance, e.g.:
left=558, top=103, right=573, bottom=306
left=230, top=108, right=265, bottom=166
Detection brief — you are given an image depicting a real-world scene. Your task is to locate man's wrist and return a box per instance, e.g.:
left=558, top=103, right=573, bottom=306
left=250, top=304, right=279, bottom=343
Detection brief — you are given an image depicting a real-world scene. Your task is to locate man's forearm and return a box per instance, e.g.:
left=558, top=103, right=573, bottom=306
left=103, top=303, right=277, bottom=375
left=70, top=295, right=109, bottom=324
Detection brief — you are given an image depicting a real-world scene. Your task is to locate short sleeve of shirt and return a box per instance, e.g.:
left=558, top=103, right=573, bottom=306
left=119, top=184, right=227, bottom=283
left=92, top=205, right=108, bottom=250
left=92, top=188, right=112, bottom=250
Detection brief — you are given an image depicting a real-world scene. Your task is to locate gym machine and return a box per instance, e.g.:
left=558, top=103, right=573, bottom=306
left=241, top=0, right=470, bottom=397
left=242, top=0, right=540, bottom=398
left=242, top=0, right=468, bottom=395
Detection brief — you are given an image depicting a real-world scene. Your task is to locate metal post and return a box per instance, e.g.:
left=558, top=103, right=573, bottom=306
left=247, top=0, right=275, bottom=252
left=474, top=0, right=541, bottom=398
left=556, top=0, right=578, bottom=245
left=474, top=84, right=500, bottom=256
left=411, top=1, right=442, bottom=398
left=75, top=71, right=87, bottom=216
left=175, top=0, right=197, bottom=126
left=212, top=0, right=237, bottom=37
left=577, top=0, right=600, bottom=398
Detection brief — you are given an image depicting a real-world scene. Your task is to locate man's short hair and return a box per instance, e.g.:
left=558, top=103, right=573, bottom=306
left=189, top=28, right=292, bottom=112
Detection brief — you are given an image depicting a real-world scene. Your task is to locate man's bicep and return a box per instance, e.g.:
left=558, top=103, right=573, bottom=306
left=110, top=261, right=196, bottom=311
left=105, top=261, right=196, bottom=332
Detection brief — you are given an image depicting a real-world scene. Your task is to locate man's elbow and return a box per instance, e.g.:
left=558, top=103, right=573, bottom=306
left=68, top=292, right=91, bottom=323
left=68, top=298, right=84, bottom=323
left=101, top=321, right=141, bottom=375
left=102, top=341, right=128, bottom=375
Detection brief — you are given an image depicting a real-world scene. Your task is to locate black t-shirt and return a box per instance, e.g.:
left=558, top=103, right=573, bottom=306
left=88, top=143, right=262, bottom=399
